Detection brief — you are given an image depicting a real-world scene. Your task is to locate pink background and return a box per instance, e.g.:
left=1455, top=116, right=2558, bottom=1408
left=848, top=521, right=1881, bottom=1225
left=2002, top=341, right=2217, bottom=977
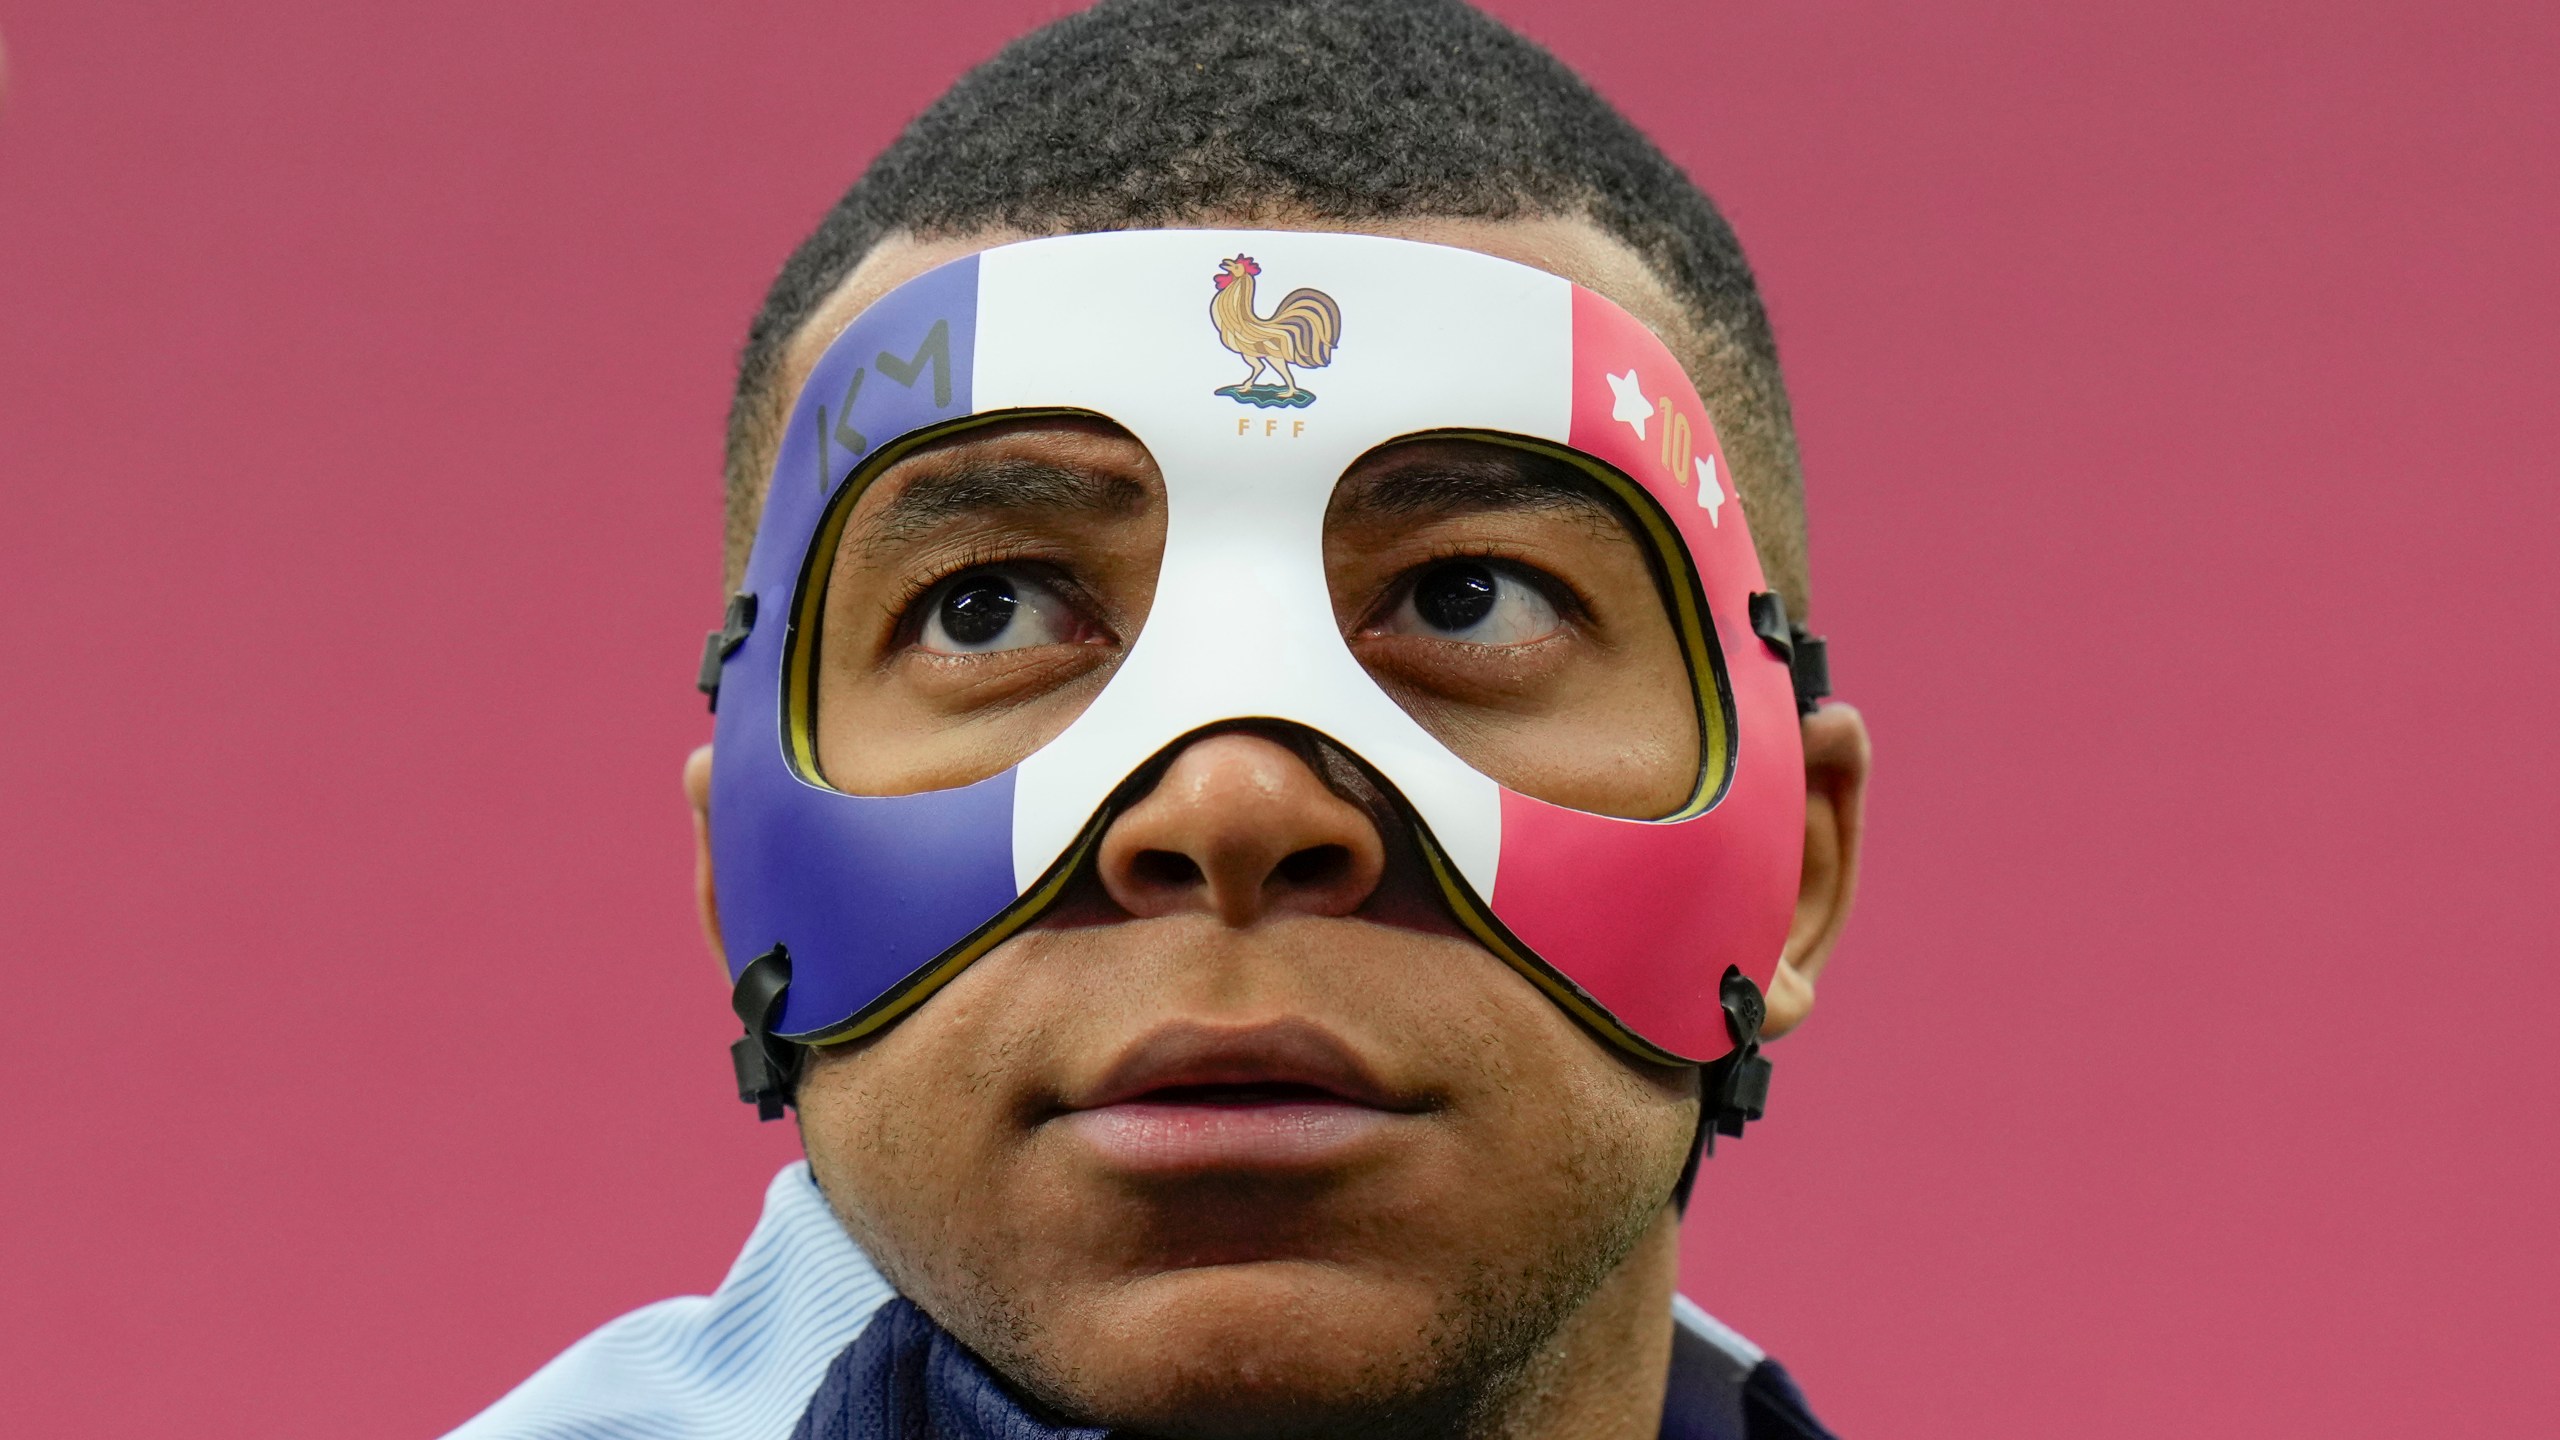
left=2, top=2, right=2551, bottom=1434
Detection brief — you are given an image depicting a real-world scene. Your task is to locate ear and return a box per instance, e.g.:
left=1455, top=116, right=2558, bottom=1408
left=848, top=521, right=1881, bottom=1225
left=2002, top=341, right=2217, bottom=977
left=1762, top=703, right=1870, bottom=1040
left=684, top=744, right=727, bottom=969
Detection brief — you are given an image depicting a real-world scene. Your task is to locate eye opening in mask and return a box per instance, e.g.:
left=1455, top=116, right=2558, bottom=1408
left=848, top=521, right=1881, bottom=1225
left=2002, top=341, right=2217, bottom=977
left=779, top=406, right=1145, bottom=794
left=1328, top=429, right=1738, bottom=822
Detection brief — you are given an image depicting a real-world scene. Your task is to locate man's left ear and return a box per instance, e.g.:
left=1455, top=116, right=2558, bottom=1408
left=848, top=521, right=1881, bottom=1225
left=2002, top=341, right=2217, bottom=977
left=1763, top=703, right=1870, bottom=1040
left=684, top=744, right=727, bottom=969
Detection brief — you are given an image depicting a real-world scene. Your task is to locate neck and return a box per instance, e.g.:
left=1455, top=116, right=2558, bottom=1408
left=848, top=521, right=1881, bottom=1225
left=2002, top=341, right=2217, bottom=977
left=1465, top=1208, right=1682, bottom=1440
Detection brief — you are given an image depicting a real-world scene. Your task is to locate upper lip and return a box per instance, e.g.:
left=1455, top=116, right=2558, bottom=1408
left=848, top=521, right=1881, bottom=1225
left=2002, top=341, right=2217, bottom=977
left=1064, top=1019, right=1429, bottom=1113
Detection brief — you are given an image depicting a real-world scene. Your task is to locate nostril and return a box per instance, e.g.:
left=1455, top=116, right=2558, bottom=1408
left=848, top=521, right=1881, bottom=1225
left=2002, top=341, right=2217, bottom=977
left=1273, top=844, right=1352, bottom=890
left=1132, top=849, right=1203, bottom=890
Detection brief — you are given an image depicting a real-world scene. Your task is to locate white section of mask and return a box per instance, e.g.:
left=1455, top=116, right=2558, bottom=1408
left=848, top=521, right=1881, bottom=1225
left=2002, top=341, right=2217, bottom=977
left=969, top=230, right=1576, bottom=898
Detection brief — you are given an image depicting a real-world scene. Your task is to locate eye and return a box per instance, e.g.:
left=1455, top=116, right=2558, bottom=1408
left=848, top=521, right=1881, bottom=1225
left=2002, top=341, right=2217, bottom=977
left=1376, top=561, right=1563, bottom=646
left=914, top=566, right=1090, bottom=654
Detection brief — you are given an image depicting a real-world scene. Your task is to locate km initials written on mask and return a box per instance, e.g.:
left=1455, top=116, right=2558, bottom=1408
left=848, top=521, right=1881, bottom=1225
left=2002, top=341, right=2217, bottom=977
left=813, top=320, right=954, bottom=488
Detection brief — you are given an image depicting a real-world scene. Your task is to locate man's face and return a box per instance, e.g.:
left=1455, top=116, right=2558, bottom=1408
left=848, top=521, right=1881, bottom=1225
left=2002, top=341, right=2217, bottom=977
left=727, top=218, right=1782, bottom=1436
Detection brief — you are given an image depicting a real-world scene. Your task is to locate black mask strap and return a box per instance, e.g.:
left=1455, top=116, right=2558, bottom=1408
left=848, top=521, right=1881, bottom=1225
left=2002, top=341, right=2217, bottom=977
left=729, top=946, right=802, bottom=1121
left=696, top=592, right=759, bottom=713
left=1747, top=591, right=1831, bottom=716
left=1673, top=966, right=1775, bottom=1211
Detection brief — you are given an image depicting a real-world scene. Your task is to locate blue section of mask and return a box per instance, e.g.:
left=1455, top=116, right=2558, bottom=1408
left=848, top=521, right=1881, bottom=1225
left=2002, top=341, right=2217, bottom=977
left=711, top=253, right=1020, bottom=1040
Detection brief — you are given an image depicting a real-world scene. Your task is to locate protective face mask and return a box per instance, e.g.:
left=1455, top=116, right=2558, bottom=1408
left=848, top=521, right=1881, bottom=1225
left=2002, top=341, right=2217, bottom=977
left=702, top=229, right=1824, bottom=1100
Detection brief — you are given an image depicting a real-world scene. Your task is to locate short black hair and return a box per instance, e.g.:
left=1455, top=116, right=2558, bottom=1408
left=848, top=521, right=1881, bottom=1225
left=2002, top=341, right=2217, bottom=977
left=725, top=0, right=1808, bottom=612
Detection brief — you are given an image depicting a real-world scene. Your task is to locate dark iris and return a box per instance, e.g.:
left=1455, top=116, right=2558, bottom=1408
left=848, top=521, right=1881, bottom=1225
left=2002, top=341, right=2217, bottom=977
left=938, top=572, right=1019, bottom=646
left=1412, top=562, right=1498, bottom=633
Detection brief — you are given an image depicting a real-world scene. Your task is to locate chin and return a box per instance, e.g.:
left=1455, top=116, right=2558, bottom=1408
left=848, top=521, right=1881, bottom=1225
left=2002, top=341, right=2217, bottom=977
left=1013, top=1261, right=1483, bottom=1438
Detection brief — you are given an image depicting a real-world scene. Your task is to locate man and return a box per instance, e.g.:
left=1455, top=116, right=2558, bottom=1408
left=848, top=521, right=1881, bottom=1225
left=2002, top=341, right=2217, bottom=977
left=451, top=2, right=1868, bottom=1436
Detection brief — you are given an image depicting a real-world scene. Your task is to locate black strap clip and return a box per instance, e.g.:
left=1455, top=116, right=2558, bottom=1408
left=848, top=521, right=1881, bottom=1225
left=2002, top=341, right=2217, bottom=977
left=1747, top=591, right=1832, bottom=717
left=1707, top=966, right=1773, bottom=1150
left=729, top=946, right=801, bottom=1122
left=1673, top=966, right=1777, bottom=1208
left=696, top=592, right=759, bottom=713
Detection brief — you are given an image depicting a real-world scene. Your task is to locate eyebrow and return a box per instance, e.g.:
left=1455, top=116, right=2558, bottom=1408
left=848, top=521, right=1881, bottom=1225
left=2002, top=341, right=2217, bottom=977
left=1329, top=448, right=1621, bottom=526
left=850, top=457, right=1150, bottom=558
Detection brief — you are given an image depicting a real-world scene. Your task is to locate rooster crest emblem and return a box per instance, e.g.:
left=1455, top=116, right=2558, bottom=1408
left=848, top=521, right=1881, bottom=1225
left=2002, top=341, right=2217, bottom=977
left=1208, top=255, right=1341, bottom=409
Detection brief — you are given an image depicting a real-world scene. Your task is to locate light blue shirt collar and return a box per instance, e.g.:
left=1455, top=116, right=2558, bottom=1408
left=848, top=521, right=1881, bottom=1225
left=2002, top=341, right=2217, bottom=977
left=444, top=1163, right=893, bottom=1439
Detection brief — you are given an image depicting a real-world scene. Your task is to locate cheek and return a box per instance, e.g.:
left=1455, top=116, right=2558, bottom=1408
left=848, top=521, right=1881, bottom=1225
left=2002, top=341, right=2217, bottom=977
left=790, top=937, right=1167, bottom=1309
left=792, top=976, right=1046, bottom=1282
left=1436, top=973, right=1700, bottom=1214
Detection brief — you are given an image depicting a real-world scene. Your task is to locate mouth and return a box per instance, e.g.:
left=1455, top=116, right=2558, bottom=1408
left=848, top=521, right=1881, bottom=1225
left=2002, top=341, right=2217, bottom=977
left=1051, top=1019, right=1433, bottom=1175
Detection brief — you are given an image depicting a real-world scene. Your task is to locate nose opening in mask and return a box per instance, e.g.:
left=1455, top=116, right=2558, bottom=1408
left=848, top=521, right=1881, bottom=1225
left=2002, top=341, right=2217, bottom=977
left=1321, top=430, right=1733, bottom=822
left=783, top=409, right=1171, bottom=799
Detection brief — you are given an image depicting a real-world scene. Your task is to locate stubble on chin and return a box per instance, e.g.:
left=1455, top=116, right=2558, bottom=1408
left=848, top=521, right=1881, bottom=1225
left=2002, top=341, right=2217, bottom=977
left=835, top=1140, right=1677, bottom=1440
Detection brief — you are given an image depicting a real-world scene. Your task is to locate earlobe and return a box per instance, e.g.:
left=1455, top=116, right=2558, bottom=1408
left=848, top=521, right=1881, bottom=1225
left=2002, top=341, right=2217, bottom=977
left=685, top=744, right=726, bottom=968
left=1764, top=703, right=1870, bottom=1040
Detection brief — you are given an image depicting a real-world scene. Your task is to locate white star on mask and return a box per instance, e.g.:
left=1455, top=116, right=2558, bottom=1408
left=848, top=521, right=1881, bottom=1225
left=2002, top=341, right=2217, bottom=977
left=1606, top=367, right=1651, bottom=441
left=1696, top=453, right=1725, bottom=527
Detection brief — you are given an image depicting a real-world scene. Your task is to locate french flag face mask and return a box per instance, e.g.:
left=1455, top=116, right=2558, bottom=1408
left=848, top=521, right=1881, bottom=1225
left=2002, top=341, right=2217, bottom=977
left=702, top=229, right=1826, bottom=1089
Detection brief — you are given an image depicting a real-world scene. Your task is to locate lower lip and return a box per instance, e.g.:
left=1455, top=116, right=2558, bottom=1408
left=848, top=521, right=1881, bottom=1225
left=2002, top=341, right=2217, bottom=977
left=1056, top=1100, right=1408, bottom=1173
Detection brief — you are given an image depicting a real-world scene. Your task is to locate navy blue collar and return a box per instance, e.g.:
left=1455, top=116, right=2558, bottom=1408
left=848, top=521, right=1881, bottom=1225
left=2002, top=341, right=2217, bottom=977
left=789, top=1296, right=1100, bottom=1440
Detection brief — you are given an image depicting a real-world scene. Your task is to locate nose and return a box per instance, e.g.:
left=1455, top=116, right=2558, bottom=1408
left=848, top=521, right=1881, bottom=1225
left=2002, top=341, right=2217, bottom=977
left=1096, top=730, right=1387, bottom=926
